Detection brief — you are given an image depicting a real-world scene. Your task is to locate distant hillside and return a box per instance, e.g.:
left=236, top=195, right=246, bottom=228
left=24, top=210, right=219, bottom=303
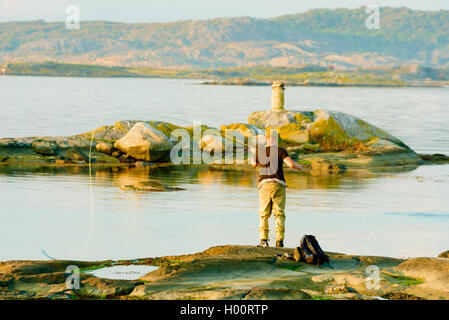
left=2, top=62, right=447, bottom=87
left=0, top=7, right=448, bottom=69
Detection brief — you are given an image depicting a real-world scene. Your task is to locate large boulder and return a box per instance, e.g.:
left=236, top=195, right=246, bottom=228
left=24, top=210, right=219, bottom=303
left=307, top=110, right=410, bottom=151
left=246, top=108, right=422, bottom=167
left=114, top=122, right=172, bottom=161
left=77, top=120, right=182, bottom=143
left=248, top=109, right=413, bottom=152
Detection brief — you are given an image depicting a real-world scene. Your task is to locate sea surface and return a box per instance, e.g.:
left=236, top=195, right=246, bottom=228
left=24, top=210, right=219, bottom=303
left=0, top=76, right=448, bottom=261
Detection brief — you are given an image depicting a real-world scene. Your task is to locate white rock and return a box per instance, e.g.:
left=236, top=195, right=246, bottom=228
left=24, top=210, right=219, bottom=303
left=114, top=122, right=171, bottom=161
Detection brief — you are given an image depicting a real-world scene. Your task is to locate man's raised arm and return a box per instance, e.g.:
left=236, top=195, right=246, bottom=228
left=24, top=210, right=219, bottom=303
left=283, top=157, right=305, bottom=171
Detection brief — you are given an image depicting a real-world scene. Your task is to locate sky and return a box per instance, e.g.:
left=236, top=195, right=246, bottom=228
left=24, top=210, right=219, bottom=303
left=0, top=0, right=448, bottom=23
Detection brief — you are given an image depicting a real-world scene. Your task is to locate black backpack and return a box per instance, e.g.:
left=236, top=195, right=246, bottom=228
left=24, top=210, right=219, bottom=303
left=294, top=235, right=330, bottom=266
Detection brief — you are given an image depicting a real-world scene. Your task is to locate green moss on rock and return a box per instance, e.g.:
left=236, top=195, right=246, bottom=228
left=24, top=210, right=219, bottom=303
left=308, top=114, right=367, bottom=152
left=293, top=113, right=312, bottom=126
left=147, top=121, right=181, bottom=138
left=277, top=123, right=309, bottom=144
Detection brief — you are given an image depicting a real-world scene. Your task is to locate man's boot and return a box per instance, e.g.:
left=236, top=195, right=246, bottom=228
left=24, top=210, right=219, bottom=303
left=276, top=240, right=284, bottom=248
left=258, top=239, right=269, bottom=248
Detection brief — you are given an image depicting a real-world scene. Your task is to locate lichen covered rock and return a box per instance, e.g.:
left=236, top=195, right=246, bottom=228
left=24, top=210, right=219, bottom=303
left=248, top=109, right=419, bottom=162
left=277, top=123, right=309, bottom=144
left=0, top=110, right=430, bottom=169
left=307, top=110, right=410, bottom=151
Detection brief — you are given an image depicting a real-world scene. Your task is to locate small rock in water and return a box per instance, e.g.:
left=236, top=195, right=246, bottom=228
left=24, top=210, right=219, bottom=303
left=134, top=161, right=153, bottom=168
left=420, top=154, right=449, bottom=164
left=121, top=181, right=185, bottom=192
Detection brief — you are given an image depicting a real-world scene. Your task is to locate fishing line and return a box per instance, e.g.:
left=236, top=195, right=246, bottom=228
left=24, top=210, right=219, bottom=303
left=78, top=123, right=98, bottom=256
left=40, top=112, right=262, bottom=259
left=41, top=123, right=98, bottom=260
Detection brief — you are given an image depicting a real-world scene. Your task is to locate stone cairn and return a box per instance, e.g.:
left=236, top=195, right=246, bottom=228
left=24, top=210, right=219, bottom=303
left=270, top=81, right=285, bottom=111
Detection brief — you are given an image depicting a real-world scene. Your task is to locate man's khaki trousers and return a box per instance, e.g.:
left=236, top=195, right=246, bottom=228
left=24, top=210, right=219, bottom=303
left=258, top=182, right=286, bottom=241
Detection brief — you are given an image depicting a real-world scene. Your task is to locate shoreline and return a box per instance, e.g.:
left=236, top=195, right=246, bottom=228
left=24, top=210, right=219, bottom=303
left=199, top=79, right=446, bottom=88
left=1, top=245, right=448, bottom=300
left=2, top=62, right=448, bottom=88
left=2, top=73, right=446, bottom=89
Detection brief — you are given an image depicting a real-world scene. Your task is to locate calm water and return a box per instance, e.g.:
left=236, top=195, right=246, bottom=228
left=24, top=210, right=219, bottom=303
left=1, top=76, right=449, bottom=261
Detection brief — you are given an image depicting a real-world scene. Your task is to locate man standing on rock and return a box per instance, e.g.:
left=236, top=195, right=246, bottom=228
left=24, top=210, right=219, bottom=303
left=251, top=128, right=305, bottom=248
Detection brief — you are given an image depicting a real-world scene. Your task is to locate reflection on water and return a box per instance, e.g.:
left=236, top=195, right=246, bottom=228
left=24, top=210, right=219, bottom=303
left=0, top=164, right=448, bottom=261
left=0, top=164, right=377, bottom=190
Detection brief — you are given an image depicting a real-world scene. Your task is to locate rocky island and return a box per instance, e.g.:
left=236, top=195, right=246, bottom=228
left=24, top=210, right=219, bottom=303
left=1, top=82, right=447, bottom=174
